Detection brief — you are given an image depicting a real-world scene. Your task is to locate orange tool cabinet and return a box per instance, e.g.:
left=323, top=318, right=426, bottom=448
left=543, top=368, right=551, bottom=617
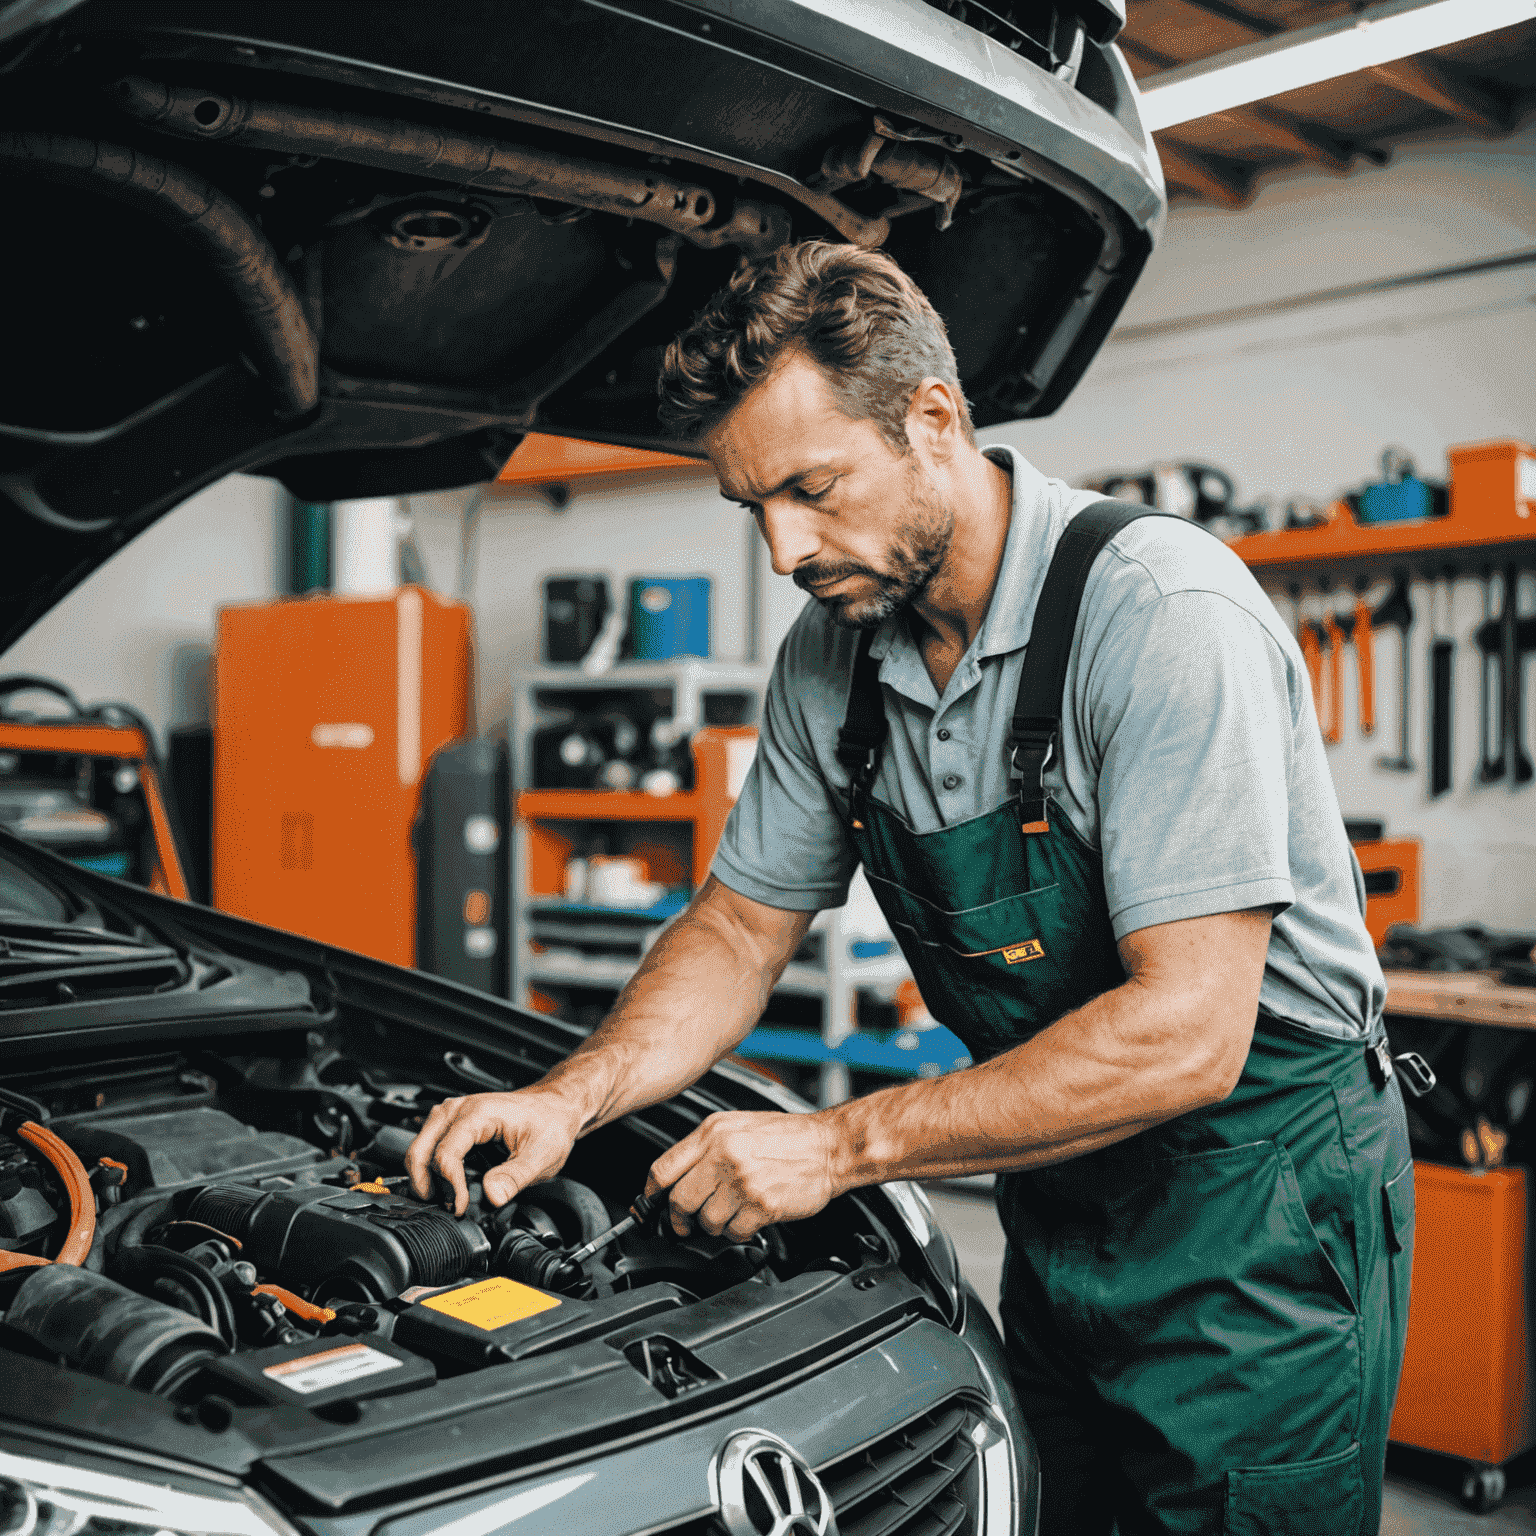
left=1390, top=1163, right=1533, bottom=1471
left=213, top=586, right=470, bottom=966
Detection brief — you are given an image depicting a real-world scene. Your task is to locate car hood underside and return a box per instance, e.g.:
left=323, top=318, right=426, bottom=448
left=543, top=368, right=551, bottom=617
left=0, top=0, right=1159, bottom=652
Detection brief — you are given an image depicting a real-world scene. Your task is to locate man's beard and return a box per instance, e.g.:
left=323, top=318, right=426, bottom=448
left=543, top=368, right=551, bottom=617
left=792, top=467, right=954, bottom=631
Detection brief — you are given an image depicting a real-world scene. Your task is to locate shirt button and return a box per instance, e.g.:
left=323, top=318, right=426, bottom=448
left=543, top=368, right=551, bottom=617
left=937, top=728, right=951, bottom=741
left=942, top=774, right=961, bottom=791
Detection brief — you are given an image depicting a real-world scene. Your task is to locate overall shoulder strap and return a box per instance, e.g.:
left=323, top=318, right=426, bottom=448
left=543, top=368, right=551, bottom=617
left=1010, top=499, right=1191, bottom=834
left=835, top=628, right=886, bottom=828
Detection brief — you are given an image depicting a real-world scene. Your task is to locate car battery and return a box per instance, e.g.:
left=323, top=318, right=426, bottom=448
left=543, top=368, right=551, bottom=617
left=392, top=1275, right=568, bottom=1369
left=199, top=1335, right=435, bottom=1409
left=392, top=1276, right=690, bottom=1371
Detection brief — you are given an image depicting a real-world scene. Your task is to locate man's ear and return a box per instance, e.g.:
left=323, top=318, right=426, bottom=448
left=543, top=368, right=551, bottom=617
left=906, top=377, right=965, bottom=462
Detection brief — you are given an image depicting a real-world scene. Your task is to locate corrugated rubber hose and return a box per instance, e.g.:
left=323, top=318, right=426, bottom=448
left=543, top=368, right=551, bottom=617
left=0, top=1121, right=96, bottom=1271
left=0, top=131, right=318, bottom=417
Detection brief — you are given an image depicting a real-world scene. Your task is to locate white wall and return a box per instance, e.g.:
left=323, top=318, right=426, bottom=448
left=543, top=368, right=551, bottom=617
left=992, top=118, right=1536, bottom=928
left=2, top=474, right=284, bottom=734
left=8, top=117, right=1530, bottom=932
left=404, top=468, right=758, bottom=729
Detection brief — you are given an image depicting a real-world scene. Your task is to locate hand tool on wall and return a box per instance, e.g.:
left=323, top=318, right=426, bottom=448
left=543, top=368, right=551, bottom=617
left=1428, top=572, right=1455, bottom=798
left=1477, top=568, right=1504, bottom=783
left=1373, top=571, right=1415, bottom=773
left=1321, top=599, right=1345, bottom=745
left=1351, top=584, right=1376, bottom=735
left=1476, top=566, right=1534, bottom=786
left=1294, top=586, right=1325, bottom=729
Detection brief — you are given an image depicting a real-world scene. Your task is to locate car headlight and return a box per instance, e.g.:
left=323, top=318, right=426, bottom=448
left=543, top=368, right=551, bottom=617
left=880, top=1179, right=963, bottom=1325
left=0, top=1445, right=297, bottom=1536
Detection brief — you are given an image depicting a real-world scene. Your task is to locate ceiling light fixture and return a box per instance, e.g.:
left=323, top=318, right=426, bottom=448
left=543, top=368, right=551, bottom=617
left=1137, top=0, right=1534, bottom=132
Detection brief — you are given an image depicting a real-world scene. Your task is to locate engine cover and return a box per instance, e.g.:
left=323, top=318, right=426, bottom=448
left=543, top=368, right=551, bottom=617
left=58, top=1107, right=324, bottom=1193
left=186, top=1183, right=489, bottom=1303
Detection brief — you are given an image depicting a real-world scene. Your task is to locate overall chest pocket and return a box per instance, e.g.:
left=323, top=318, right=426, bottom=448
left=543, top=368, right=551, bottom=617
left=864, top=872, right=1122, bottom=1050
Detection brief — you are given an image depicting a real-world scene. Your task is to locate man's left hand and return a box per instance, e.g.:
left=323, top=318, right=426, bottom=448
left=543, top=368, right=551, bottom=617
left=645, top=1111, right=842, bottom=1241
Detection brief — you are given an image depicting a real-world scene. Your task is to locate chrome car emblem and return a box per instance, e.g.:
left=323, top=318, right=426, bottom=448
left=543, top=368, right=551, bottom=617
left=714, top=1430, right=839, bottom=1536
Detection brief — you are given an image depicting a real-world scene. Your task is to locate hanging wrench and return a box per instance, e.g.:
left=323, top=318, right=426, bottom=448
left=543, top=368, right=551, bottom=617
left=1322, top=600, right=1346, bottom=745
left=1373, top=572, right=1415, bottom=774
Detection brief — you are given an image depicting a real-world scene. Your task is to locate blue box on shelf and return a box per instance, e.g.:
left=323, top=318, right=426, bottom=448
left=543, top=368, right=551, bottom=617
left=1357, top=476, right=1438, bottom=524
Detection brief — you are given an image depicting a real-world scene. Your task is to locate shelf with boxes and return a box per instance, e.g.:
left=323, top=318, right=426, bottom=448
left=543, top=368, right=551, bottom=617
left=508, top=658, right=963, bottom=1104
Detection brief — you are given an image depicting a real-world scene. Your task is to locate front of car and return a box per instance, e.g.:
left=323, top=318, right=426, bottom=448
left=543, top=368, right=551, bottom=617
left=0, top=831, right=1032, bottom=1536
left=1, top=3, right=1164, bottom=1531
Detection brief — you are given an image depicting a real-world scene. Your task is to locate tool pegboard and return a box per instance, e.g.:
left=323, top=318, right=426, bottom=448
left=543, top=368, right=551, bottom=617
left=1236, top=440, right=1535, bottom=803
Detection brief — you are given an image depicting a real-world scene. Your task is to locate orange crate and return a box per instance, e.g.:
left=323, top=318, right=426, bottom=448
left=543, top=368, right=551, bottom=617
left=1354, top=837, right=1420, bottom=949
left=1448, top=440, right=1536, bottom=532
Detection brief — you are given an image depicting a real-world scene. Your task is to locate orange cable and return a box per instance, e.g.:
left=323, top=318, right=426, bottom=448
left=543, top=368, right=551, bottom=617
left=17, top=1122, right=94, bottom=1266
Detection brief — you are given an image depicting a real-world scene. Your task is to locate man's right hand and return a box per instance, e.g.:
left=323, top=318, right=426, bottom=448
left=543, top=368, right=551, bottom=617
left=405, top=1089, right=582, bottom=1216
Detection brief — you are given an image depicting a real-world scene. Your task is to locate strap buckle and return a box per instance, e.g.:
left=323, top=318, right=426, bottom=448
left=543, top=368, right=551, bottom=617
left=1007, top=715, right=1057, bottom=779
left=1008, top=715, right=1056, bottom=835
left=1366, top=1040, right=1437, bottom=1099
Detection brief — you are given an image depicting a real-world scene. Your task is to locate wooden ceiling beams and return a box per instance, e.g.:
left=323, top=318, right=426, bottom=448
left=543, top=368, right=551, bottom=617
left=1123, top=0, right=1524, bottom=208
left=1152, top=137, right=1251, bottom=208
left=1365, top=54, right=1510, bottom=134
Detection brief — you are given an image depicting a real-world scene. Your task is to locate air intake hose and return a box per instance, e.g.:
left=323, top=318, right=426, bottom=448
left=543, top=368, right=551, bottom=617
left=6, top=1265, right=227, bottom=1395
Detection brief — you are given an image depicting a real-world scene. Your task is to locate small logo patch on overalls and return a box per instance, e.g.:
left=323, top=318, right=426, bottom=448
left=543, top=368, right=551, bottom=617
left=1002, top=939, right=1045, bottom=965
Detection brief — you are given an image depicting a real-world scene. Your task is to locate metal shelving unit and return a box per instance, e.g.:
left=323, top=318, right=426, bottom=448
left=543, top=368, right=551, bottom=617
left=507, top=658, right=958, bottom=1105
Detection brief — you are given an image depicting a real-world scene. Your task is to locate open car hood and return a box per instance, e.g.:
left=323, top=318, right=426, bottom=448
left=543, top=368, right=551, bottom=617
left=0, top=0, right=1162, bottom=652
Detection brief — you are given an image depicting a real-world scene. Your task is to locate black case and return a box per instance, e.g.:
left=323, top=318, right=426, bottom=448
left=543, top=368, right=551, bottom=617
left=413, top=737, right=509, bottom=995
left=198, top=1335, right=435, bottom=1408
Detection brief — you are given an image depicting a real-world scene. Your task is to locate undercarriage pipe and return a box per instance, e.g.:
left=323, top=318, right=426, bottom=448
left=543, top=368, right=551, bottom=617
left=115, top=76, right=719, bottom=239
left=0, top=131, right=318, bottom=417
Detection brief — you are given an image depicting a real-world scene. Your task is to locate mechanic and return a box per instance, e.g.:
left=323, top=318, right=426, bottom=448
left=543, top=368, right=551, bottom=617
left=408, top=241, right=1413, bottom=1536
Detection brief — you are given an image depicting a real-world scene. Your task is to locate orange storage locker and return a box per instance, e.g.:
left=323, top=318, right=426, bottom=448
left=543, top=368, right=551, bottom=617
left=213, top=586, right=470, bottom=965
left=1390, top=1163, right=1534, bottom=1469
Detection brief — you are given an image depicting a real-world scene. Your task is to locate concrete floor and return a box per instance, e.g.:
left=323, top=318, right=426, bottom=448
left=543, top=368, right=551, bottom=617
left=923, top=1183, right=1534, bottom=1533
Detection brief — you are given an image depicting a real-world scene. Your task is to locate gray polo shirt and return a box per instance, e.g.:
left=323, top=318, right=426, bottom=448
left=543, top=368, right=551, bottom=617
left=712, top=444, right=1385, bottom=1039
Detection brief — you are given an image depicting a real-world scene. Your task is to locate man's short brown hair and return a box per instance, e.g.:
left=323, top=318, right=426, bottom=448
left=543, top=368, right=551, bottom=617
left=658, top=240, right=972, bottom=451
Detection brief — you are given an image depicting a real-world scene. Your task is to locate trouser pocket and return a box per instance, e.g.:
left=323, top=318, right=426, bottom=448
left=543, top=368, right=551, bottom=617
left=1225, top=1441, right=1363, bottom=1535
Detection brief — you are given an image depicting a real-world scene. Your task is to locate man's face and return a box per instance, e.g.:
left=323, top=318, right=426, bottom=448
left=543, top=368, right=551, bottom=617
left=704, top=352, right=953, bottom=630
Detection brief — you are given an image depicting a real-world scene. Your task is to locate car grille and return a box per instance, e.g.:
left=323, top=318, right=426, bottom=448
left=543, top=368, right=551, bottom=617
left=919, top=0, right=1079, bottom=75
left=645, top=1397, right=985, bottom=1536
left=817, top=1396, right=984, bottom=1536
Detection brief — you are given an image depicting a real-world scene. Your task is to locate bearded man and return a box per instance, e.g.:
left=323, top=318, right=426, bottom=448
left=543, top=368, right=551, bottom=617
left=409, top=241, right=1413, bottom=1536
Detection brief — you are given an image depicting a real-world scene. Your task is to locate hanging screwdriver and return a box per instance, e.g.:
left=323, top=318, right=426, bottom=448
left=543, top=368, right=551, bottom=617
left=565, top=1185, right=675, bottom=1265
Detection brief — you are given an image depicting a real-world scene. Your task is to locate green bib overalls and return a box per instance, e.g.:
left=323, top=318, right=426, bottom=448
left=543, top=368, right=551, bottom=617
left=835, top=503, right=1415, bottom=1535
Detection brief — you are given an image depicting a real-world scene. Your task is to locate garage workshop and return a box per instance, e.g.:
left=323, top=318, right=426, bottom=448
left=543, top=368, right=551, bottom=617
left=1, top=2, right=1534, bottom=1532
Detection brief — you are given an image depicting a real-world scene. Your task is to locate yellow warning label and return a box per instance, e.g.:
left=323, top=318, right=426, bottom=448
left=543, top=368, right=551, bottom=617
left=1002, top=939, right=1045, bottom=965
left=418, top=1276, right=562, bottom=1331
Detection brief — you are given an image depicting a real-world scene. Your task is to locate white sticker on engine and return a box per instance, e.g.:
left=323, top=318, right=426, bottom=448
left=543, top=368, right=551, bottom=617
left=262, top=1343, right=402, bottom=1394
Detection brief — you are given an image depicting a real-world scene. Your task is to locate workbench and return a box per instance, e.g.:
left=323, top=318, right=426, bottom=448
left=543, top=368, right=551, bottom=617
left=1384, top=969, right=1536, bottom=1030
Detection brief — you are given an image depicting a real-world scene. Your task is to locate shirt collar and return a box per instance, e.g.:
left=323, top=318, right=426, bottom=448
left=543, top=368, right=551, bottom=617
left=867, top=443, right=1065, bottom=673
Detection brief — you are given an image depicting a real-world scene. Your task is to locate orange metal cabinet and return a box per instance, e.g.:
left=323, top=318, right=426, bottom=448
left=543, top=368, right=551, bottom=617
left=1390, top=1163, right=1534, bottom=1468
left=213, top=587, right=470, bottom=966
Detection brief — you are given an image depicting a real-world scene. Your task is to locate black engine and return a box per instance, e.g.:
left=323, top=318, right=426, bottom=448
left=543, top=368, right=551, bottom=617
left=0, top=1038, right=846, bottom=1414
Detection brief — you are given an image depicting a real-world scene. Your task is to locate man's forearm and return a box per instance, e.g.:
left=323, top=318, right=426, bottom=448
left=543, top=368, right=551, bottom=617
left=537, top=878, right=806, bottom=1135
left=821, top=943, right=1259, bottom=1189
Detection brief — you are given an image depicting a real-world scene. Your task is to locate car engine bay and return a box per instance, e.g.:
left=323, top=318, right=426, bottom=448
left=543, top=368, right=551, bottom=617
left=0, top=1030, right=920, bottom=1420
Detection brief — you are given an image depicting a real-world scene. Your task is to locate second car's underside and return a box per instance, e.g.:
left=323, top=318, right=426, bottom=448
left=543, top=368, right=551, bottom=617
left=0, top=0, right=1160, bottom=648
